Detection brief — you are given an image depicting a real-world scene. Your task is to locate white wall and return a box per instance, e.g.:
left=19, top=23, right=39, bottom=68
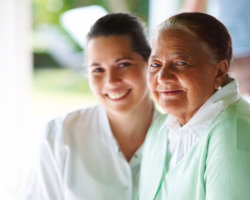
left=0, top=0, right=32, bottom=198
left=148, top=0, right=181, bottom=39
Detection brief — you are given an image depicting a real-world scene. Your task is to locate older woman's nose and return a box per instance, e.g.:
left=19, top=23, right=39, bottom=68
left=157, top=65, right=176, bottom=83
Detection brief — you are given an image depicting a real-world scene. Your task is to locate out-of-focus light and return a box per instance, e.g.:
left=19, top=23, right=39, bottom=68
left=60, top=5, right=108, bottom=48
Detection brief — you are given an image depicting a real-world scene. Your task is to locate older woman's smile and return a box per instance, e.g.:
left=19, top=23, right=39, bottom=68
left=158, top=89, right=184, bottom=96
left=139, top=12, right=250, bottom=200
left=148, top=28, right=220, bottom=125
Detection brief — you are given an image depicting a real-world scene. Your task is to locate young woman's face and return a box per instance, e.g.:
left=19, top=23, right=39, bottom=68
left=148, top=28, right=219, bottom=125
left=86, top=35, right=149, bottom=115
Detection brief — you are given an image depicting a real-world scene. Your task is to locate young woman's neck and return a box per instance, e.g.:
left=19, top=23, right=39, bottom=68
left=106, top=96, right=154, bottom=161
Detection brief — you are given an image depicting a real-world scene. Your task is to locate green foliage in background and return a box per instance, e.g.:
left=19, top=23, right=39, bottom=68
left=127, top=0, right=149, bottom=22
left=32, top=0, right=149, bottom=28
left=32, top=0, right=150, bottom=64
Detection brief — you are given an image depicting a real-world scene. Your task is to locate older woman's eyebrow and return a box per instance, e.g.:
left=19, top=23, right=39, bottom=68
left=149, top=55, right=160, bottom=59
left=150, top=53, right=193, bottom=63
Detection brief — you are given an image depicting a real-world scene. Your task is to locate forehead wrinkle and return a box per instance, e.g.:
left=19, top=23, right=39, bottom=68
left=165, top=37, right=214, bottom=63
left=163, top=39, right=194, bottom=55
left=152, top=44, right=193, bottom=61
left=149, top=55, right=160, bottom=60
left=153, top=33, right=204, bottom=63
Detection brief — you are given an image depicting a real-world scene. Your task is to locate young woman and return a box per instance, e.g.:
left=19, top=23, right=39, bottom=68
left=23, top=13, right=160, bottom=200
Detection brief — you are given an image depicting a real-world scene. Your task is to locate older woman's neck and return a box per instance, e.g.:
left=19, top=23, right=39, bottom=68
left=222, top=75, right=234, bottom=87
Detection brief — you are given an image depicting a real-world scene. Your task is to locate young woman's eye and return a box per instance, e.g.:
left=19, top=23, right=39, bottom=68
left=119, top=62, right=131, bottom=68
left=91, top=67, right=105, bottom=73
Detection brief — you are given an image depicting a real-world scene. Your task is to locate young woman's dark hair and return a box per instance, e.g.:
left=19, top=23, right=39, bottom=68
left=87, top=13, right=151, bottom=61
left=158, top=12, right=232, bottom=65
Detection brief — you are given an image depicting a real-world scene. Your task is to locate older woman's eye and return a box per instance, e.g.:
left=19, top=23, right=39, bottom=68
left=149, top=63, right=161, bottom=72
left=176, top=61, right=188, bottom=66
left=150, top=63, right=161, bottom=68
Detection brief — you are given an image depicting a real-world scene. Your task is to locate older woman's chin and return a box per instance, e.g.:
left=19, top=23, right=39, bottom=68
left=157, top=97, right=206, bottom=125
left=158, top=99, right=184, bottom=114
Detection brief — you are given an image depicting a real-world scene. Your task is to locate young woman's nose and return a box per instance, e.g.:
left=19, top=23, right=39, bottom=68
left=106, top=69, right=122, bottom=84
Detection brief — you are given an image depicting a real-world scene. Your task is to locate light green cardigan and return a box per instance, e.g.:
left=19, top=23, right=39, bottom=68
left=139, top=98, right=250, bottom=200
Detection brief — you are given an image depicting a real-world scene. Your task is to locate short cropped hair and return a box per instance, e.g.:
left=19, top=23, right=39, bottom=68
left=158, top=12, right=232, bottom=65
left=87, top=13, right=151, bottom=61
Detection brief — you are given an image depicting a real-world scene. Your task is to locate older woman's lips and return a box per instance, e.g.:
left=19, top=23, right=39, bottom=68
left=159, top=90, right=183, bottom=96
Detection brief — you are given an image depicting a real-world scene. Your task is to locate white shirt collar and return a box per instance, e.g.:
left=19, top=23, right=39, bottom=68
left=166, top=79, right=240, bottom=138
left=102, top=104, right=161, bottom=167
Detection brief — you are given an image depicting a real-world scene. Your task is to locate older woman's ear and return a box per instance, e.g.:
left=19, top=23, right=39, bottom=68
left=215, top=59, right=230, bottom=89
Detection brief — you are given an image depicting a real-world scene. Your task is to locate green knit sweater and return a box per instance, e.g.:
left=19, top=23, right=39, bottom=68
left=139, top=98, right=250, bottom=200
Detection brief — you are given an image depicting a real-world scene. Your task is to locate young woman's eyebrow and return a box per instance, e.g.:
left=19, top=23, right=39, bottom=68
left=115, top=57, right=134, bottom=63
left=89, top=62, right=101, bottom=67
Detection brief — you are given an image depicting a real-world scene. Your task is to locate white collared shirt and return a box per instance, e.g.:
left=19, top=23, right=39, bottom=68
left=21, top=105, right=160, bottom=200
left=166, top=80, right=240, bottom=170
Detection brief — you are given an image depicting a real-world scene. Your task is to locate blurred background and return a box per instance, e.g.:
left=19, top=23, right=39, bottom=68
left=3, top=0, right=247, bottom=199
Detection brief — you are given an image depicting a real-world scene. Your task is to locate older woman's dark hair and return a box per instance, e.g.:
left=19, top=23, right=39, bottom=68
left=158, top=12, right=232, bottom=65
left=87, top=13, right=151, bottom=61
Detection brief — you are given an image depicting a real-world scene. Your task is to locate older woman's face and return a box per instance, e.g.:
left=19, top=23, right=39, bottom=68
left=148, top=28, right=219, bottom=125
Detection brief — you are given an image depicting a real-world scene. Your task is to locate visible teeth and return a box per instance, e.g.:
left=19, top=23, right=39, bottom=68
left=108, top=90, right=128, bottom=99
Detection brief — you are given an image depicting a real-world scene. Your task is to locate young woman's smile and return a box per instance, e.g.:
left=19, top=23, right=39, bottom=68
left=106, top=89, right=132, bottom=100
left=87, top=35, right=149, bottom=114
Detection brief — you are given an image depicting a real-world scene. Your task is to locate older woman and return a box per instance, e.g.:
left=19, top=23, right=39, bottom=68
left=139, top=12, right=250, bottom=200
